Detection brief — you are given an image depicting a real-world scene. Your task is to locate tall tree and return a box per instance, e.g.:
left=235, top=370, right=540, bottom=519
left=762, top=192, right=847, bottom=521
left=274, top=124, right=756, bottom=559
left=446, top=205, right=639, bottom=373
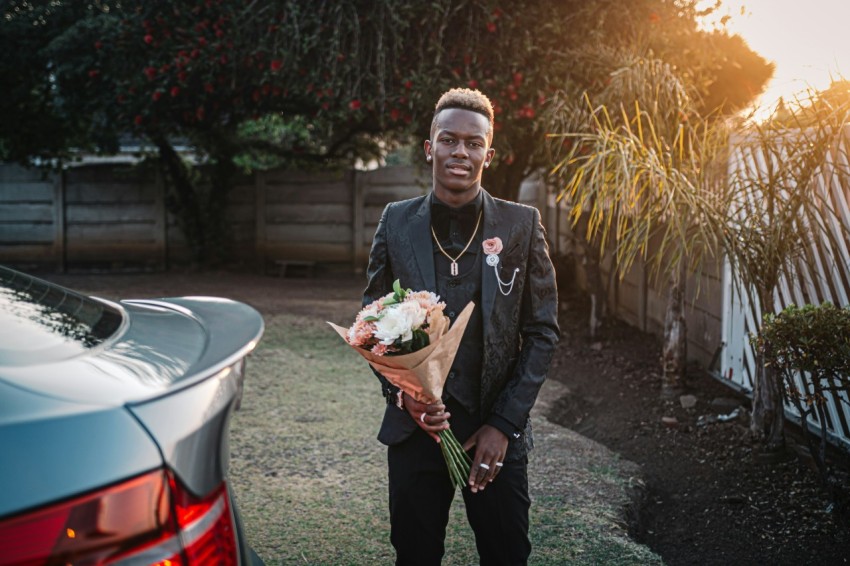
left=399, top=0, right=773, bottom=201
left=1, top=0, right=773, bottom=262
left=1, top=0, right=417, bottom=263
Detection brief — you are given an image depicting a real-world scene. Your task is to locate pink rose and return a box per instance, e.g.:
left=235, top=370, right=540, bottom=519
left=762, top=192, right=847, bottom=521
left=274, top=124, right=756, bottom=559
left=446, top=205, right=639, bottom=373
left=371, top=343, right=389, bottom=356
left=482, top=237, right=503, bottom=255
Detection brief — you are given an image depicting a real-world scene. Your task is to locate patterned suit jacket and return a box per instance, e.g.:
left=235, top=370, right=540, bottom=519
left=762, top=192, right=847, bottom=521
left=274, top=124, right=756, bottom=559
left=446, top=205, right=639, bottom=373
left=363, top=189, right=560, bottom=460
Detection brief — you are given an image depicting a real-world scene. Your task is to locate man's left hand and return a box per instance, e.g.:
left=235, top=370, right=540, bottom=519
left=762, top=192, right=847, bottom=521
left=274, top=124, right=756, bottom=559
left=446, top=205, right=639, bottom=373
left=462, top=424, right=508, bottom=493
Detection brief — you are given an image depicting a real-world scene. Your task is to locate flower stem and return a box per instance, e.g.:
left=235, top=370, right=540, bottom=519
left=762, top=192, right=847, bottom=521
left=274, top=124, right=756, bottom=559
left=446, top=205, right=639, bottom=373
left=438, top=428, right=471, bottom=489
left=439, top=438, right=464, bottom=488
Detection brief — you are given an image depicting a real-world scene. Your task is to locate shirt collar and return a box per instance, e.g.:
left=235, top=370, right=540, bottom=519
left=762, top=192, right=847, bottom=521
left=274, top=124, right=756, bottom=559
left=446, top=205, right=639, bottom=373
left=430, top=190, right=483, bottom=225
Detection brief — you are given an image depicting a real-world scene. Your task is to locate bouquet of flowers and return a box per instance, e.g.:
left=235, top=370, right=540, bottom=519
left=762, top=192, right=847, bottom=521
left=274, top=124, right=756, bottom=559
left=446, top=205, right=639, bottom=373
left=328, top=279, right=474, bottom=488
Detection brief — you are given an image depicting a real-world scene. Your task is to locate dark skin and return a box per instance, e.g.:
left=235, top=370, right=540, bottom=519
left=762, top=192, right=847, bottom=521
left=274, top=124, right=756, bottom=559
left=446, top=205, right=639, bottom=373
left=424, top=107, right=495, bottom=207
left=412, top=107, right=506, bottom=493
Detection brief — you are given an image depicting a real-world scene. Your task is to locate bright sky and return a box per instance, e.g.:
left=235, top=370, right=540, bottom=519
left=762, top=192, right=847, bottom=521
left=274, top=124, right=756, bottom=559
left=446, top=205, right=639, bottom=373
left=705, top=0, right=850, bottom=110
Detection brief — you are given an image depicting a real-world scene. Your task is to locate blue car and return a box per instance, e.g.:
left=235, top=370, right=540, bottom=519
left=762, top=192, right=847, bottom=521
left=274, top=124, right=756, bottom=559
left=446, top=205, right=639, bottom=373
left=0, top=266, right=264, bottom=565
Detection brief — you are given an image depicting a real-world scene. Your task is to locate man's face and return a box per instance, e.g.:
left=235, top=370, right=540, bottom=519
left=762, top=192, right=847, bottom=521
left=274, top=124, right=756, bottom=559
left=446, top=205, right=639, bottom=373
left=425, top=108, right=495, bottom=203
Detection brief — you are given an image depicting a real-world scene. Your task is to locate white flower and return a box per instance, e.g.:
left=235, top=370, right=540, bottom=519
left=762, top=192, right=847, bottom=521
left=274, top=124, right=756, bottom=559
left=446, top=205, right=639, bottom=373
left=373, top=301, right=427, bottom=345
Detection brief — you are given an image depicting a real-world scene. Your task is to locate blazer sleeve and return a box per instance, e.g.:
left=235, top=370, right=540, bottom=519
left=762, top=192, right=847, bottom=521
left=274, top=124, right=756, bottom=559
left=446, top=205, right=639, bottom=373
left=362, top=204, right=398, bottom=398
left=488, top=208, right=560, bottom=432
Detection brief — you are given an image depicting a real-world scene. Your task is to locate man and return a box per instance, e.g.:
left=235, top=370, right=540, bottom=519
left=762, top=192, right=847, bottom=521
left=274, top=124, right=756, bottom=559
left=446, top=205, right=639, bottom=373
left=363, top=88, right=559, bottom=565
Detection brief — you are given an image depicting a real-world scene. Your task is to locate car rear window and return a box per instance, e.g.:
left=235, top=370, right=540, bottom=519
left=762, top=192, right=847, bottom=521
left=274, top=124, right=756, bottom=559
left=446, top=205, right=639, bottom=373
left=0, top=266, right=123, bottom=365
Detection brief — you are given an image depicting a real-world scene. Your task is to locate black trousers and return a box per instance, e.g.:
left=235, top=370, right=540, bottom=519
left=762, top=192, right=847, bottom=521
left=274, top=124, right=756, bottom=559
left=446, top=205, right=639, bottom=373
left=387, top=398, right=531, bottom=566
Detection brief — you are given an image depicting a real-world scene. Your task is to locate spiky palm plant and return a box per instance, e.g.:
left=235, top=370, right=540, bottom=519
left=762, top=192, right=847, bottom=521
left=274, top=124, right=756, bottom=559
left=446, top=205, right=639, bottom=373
left=551, top=52, right=728, bottom=394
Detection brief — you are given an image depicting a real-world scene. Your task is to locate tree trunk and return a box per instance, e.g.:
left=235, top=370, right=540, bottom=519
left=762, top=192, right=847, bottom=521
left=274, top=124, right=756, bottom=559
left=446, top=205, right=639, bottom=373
left=661, top=271, right=687, bottom=395
left=581, top=240, right=606, bottom=339
left=751, top=291, right=786, bottom=451
left=204, top=149, right=237, bottom=265
left=154, top=134, right=238, bottom=266
left=487, top=141, right=531, bottom=202
left=155, top=137, right=205, bottom=264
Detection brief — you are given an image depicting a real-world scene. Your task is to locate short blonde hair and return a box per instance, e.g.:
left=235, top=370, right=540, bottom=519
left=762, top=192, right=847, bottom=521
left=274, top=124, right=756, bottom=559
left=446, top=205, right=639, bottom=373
left=431, top=88, right=494, bottom=141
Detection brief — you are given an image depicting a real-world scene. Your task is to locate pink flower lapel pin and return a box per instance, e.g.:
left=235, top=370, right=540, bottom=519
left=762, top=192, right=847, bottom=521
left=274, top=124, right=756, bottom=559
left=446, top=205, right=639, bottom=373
left=482, top=237, right=519, bottom=295
left=483, top=237, right=503, bottom=258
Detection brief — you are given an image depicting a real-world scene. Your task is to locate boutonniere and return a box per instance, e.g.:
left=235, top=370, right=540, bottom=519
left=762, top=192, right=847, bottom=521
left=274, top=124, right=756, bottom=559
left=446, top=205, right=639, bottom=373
left=482, top=237, right=519, bottom=296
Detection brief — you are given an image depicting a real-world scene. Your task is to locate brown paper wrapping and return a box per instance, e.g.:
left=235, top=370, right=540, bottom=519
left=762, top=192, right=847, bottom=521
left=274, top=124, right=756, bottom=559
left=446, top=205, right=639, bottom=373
left=328, top=301, right=475, bottom=404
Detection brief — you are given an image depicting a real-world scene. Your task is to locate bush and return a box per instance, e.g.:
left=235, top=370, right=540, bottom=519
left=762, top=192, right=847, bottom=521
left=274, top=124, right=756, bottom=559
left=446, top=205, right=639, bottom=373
left=755, top=302, right=850, bottom=512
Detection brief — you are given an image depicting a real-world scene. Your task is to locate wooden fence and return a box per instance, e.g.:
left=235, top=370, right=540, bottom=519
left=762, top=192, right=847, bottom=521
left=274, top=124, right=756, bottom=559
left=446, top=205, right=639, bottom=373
left=545, top=193, right=725, bottom=372
left=0, top=159, right=718, bottom=367
left=0, top=163, right=429, bottom=273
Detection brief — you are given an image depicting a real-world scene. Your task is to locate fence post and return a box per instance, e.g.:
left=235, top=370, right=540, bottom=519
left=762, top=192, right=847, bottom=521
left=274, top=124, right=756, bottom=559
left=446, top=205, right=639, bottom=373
left=255, top=171, right=267, bottom=273
left=352, top=170, right=366, bottom=273
left=154, top=168, right=168, bottom=270
left=53, top=170, right=65, bottom=273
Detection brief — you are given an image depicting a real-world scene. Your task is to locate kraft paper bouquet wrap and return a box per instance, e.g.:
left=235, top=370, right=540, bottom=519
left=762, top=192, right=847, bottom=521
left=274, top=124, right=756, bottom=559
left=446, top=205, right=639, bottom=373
left=329, top=280, right=474, bottom=488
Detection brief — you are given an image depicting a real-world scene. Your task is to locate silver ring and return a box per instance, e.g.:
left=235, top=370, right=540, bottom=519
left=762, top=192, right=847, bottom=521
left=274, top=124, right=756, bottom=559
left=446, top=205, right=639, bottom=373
left=420, top=413, right=427, bottom=423
left=495, top=462, right=504, bottom=467
left=479, top=463, right=490, bottom=470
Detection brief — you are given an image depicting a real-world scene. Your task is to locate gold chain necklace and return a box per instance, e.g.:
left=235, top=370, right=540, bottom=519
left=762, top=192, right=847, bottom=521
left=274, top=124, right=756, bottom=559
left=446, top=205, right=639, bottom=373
left=430, top=211, right=483, bottom=276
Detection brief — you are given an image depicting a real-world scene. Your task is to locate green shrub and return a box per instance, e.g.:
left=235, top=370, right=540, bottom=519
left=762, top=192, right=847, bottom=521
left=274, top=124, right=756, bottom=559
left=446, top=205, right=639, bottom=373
left=754, top=302, right=850, bottom=512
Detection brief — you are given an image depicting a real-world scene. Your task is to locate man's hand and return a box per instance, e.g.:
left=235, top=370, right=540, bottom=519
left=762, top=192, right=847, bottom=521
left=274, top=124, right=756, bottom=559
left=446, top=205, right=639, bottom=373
left=462, top=425, right=508, bottom=493
left=403, top=392, right=450, bottom=442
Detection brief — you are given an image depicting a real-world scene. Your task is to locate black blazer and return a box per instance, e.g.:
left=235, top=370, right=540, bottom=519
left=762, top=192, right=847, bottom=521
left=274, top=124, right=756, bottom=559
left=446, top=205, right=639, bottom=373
left=363, top=189, right=560, bottom=459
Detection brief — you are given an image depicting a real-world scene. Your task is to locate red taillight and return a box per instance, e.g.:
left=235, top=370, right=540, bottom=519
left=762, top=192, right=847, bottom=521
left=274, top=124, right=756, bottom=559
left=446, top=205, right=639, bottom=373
left=168, top=474, right=237, bottom=565
left=0, top=471, right=238, bottom=566
left=0, top=470, right=172, bottom=565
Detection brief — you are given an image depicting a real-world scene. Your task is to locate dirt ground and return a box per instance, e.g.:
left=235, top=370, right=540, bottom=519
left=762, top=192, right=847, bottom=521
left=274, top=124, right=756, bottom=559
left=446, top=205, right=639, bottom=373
left=548, top=292, right=850, bottom=566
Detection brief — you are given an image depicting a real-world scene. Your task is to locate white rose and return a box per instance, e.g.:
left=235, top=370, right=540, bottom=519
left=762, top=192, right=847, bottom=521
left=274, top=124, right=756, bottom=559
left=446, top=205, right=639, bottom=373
left=373, top=302, right=426, bottom=345
left=399, top=300, right=427, bottom=329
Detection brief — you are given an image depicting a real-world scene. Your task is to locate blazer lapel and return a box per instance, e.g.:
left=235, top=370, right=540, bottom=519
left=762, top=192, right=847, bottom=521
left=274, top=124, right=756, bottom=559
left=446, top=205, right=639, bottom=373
left=409, top=195, right=436, bottom=291
left=480, top=190, right=512, bottom=332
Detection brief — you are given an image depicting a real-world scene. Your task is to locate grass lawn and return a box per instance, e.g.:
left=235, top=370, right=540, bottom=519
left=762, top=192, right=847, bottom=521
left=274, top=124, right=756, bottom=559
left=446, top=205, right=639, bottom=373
left=228, top=298, right=661, bottom=565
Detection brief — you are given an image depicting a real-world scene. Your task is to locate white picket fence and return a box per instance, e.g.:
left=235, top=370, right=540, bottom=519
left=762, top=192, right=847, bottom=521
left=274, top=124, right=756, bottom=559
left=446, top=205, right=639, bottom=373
left=720, top=125, right=850, bottom=450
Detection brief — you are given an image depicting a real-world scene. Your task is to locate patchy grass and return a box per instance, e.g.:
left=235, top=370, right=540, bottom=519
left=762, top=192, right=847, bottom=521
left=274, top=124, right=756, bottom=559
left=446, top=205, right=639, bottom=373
left=231, top=298, right=660, bottom=565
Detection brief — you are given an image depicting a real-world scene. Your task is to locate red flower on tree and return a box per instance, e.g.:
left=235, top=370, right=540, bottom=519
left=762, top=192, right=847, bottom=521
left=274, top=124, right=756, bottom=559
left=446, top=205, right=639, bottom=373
left=144, top=34, right=154, bottom=44
left=170, top=86, right=180, bottom=97
left=349, top=99, right=362, bottom=110
left=270, top=59, right=283, bottom=71
left=486, top=22, right=497, bottom=33
left=518, top=105, right=535, bottom=119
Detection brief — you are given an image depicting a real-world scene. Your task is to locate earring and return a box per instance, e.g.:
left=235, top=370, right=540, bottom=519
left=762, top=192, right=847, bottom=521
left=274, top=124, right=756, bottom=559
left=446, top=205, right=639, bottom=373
left=484, top=162, right=489, bottom=168
left=426, top=155, right=432, bottom=162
